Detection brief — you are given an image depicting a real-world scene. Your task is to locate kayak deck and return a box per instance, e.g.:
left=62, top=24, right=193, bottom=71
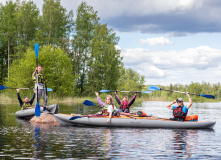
left=15, top=104, right=59, bottom=120
left=54, top=114, right=216, bottom=129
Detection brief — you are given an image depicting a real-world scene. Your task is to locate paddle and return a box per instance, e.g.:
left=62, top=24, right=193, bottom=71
left=35, top=43, right=41, bottom=117
left=83, top=100, right=103, bottom=108
left=100, top=90, right=152, bottom=93
left=0, top=85, right=53, bottom=91
left=69, top=100, right=103, bottom=120
left=148, top=85, right=215, bottom=99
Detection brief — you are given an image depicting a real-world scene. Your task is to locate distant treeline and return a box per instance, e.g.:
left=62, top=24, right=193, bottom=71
left=0, top=0, right=145, bottom=97
left=148, top=82, right=220, bottom=102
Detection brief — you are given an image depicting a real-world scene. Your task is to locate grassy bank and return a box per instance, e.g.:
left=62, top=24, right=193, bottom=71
left=0, top=92, right=166, bottom=105
left=0, top=92, right=217, bottom=105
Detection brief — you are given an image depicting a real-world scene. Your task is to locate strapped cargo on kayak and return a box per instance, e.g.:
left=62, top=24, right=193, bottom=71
left=185, top=115, right=198, bottom=121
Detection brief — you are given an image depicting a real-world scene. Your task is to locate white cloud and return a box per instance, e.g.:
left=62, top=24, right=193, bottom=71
left=140, top=37, right=173, bottom=47
left=120, top=46, right=221, bottom=85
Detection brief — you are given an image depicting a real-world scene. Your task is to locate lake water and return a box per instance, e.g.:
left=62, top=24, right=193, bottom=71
left=0, top=101, right=221, bottom=159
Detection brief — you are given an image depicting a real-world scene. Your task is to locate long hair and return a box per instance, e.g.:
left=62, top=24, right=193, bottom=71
left=121, top=96, right=128, bottom=105
left=105, top=95, right=114, bottom=104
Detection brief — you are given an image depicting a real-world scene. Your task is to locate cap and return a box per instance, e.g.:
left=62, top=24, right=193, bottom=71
left=177, top=98, right=183, bottom=102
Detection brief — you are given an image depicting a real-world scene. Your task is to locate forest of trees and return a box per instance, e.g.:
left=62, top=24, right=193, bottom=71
left=0, top=0, right=145, bottom=97
left=0, top=0, right=220, bottom=102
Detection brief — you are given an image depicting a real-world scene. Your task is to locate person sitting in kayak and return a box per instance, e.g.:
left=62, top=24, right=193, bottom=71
left=166, top=92, right=192, bottom=121
left=115, top=91, right=137, bottom=113
left=17, top=89, right=36, bottom=110
left=95, top=91, right=118, bottom=123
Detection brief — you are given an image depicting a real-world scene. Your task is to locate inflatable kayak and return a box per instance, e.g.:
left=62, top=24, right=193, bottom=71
left=54, top=114, right=216, bottom=129
left=15, top=104, right=59, bottom=120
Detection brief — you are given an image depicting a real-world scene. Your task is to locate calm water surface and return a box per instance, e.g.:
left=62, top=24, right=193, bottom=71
left=0, top=101, right=221, bottom=159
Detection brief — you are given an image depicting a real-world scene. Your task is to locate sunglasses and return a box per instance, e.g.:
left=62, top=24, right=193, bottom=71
left=177, top=101, right=183, bottom=103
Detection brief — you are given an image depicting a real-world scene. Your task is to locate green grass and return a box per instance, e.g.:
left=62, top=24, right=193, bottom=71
left=0, top=92, right=217, bottom=105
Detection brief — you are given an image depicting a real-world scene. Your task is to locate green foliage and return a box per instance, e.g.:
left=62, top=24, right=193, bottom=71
left=40, top=0, right=72, bottom=46
left=87, top=23, right=122, bottom=95
left=0, top=1, right=18, bottom=83
left=71, top=2, right=100, bottom=95
left=117, top=68, right=146, bottom=97
left=0, top=1, right=146, bottom=99
left=4, top=45, right=75, bottom=97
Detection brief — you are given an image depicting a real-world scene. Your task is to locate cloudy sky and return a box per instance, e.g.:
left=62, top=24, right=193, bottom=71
left=1, top=0, right=221, bottom=85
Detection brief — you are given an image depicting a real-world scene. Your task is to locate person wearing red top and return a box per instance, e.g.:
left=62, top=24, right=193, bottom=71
left=115, top=91, right=137, bottom=113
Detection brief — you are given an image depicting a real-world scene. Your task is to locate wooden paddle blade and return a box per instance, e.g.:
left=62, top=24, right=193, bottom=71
left=35, top=102, right=41, bottom=117
left=83, top=100, right=95, bottom=106
left=0, top=85, right=7, bottom=90
left=200, top=94, right=215, bottom=99
left=69, top=116, right=81, bottom=120
left=148, top=85, right=161, bottom=91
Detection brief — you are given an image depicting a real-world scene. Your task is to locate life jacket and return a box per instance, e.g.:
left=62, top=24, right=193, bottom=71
left=102, top=104, right=115, bottom=116
left=120, top=101, right=130, bottom=111
left=21, top=102, right=32, bottom=110
left=33, top=73, right=45, bottom=84
left=173, top=106, right=188, bottom=120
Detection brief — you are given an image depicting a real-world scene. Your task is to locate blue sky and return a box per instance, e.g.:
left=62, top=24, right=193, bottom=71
left=1, top=0, right=221, bottom=85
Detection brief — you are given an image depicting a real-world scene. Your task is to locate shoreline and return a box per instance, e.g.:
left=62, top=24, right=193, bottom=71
left=0, top=94, right=218, bottom=105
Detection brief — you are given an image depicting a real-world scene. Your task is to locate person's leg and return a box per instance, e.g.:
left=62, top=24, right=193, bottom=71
left=42, top=88, right=48, bottom=111
left=124, top=109, right=129, bottom=113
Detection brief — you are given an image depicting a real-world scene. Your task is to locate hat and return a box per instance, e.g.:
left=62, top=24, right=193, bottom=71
left=177, top=98, right=183, bottom=102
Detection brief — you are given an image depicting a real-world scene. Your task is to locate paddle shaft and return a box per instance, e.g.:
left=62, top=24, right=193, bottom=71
left=35, top=43, right=41, bottom=117
left=100, top=90, right=146, bottom=93
left=36, top=58, right=39, bottom=103
left=161, top=89, right=200, bottom=96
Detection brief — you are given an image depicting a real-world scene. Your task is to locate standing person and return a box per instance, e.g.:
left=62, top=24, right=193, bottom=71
left=33, top=64, right=48, bottom=112
left=17, top=89, right=35, bottom=110
left=115, top=91, right=137, bottom=113
left=166, top=92, right=192, bottom=121
left=95, top=91, right=118, bottom=123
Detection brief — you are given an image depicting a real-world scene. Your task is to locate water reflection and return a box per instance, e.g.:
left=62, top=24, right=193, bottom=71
left=0, top=102, right=221, bottom=159
left=171, top=130, right=194, bottom=158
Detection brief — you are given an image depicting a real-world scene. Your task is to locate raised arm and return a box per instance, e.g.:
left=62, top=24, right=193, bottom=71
left=115, top=92, right=121, bottom=105
left=128, top=93, right=137, bottom=106
left=186, top=92, right=192, bottom=109
left=166, top=100, right=176, bottom=110
left=95, top=91, right=105, bottom=106
left=16, top=89, right=23, bottom=107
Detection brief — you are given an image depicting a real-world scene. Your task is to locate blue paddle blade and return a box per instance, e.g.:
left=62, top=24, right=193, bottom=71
left=35, top=102, right=41, bottom=117
left=83, top=100, right=95, bottom=106
left=99, top=90, right=110, bottom=92
left=200, top=94, right=215, bottom=99
left=148, top=85, right=161, bottom=91
left=141, top=91, right=152, bottom=93
left=35, top=43, right=39, bottom=58
left=0, top=85, right=7, bottom=90
left=47, top=88, right=53, bottom=91
left=69, top=116, right=81, bottom=120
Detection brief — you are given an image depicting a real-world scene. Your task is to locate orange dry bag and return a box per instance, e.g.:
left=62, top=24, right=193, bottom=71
left=137, top=110, right=147, bottom=117
left=185, top=115, right=198, bottom=121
